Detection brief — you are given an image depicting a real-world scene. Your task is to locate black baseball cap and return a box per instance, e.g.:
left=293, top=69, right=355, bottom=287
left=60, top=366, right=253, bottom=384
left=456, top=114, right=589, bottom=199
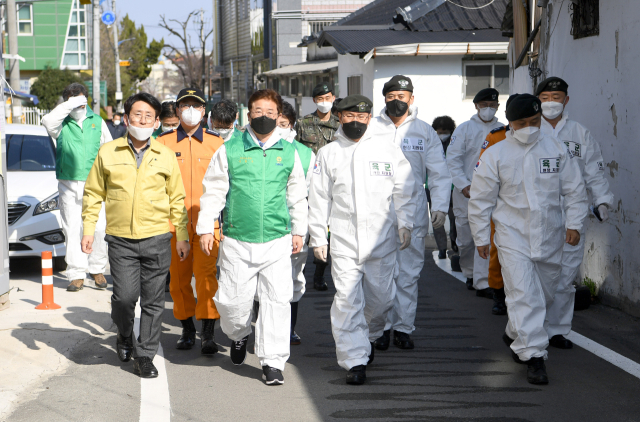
left=176, top=87, right=206, bottom=105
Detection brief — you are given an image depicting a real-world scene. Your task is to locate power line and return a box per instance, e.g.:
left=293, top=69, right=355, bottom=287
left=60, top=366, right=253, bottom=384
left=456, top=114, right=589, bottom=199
left=445, top=0, right=497, bottom=10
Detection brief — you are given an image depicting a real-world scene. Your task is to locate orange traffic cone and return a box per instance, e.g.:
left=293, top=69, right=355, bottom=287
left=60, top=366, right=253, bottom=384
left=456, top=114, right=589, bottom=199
left=35, top=251, right=61, bottom=310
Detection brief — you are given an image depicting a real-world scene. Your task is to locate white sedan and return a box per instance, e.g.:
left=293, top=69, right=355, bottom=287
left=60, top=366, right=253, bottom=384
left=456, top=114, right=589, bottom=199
left=7, top=124, right=66, bottom=270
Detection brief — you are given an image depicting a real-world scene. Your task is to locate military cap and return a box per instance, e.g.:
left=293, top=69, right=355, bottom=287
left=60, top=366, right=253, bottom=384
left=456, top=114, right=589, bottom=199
left=335, top=95, right=373, bottom=113
left=473, top=88, right=500, bottom=103
left=382, top=75, right=414, bottom=95
left=312, top=83, right=333, bottom=98
left=535, top=77, right=569, bottom=96
left=506, top=93, right=542, bottom=121
left=176, top=87, right=206, bottom=104
left=506, top=93, right=519, bottom=110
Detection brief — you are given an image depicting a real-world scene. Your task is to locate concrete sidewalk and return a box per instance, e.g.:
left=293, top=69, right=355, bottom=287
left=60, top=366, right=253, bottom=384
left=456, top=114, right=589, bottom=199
left=0, top=257, right=114, bottom=420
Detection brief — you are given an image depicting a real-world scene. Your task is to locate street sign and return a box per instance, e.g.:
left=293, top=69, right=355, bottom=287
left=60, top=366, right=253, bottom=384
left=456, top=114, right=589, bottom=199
left=101, top=11, right=116, bottom=26
left=84, top=81, right=108, bottom=107
left=119, top=61, right=130, bottom=67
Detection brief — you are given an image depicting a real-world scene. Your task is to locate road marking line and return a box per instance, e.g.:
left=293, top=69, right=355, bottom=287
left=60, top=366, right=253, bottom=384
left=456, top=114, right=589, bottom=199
left=134, top=302, right=171, bottom=422
left=431, top=251, right=640, bottom=381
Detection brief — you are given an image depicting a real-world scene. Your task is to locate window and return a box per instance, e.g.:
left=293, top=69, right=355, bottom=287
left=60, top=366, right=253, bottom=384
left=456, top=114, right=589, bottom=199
left=61, top=0, right=88, bottom=69
left=289, top=77, right=299, bottom=96
left=7, top=134, right=56, bottom=172
left=17, top=4, right=32, bottom=35
left=347, top=75, right=362, bottom=95
left=308, top=21, right=335, bottom=36
left=570, top=0, right=599, bottom=39
left=464, top=63, right=509, bottom=99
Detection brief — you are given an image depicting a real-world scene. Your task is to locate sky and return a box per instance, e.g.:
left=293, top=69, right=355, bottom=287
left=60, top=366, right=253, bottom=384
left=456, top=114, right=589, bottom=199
left=112, top=0, right=214, bottom=52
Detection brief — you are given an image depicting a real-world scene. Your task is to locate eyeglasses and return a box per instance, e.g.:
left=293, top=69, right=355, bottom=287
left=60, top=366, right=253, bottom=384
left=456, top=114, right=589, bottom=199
left=177, top=103, right=205, bottom=111
left=250, top=109, right=279, bottom=119
left=128, top=113, right=156, bottom=123
left=341, top=113, right=370, bottom=123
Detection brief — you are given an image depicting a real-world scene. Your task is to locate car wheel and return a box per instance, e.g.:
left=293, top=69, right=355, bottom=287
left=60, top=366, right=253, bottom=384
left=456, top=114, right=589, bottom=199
left=53, top=256, right=66, bottom=272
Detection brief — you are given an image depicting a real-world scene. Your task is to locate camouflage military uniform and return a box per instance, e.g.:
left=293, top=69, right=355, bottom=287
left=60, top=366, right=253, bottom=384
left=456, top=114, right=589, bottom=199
left=295, top=111, right=340, bottom=154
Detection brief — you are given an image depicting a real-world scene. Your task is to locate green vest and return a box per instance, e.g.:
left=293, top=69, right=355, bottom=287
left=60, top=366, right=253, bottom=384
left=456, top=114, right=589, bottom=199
left=224, top=131, right=296, bottom=243
left=293, top=140, right=312, bottom=177
left=56, top=108, right=103, bottom=181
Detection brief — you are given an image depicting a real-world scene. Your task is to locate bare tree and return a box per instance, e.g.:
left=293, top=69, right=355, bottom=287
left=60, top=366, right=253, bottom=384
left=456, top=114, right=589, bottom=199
left=159, top=10, right=213, bottom=91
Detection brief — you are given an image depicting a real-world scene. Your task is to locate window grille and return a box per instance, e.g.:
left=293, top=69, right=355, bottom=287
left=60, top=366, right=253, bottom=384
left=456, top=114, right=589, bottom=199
left=309, top=21, right=335, bottom=36
left=570, top=0, right=599, bottom=39
left=347, top=76, right=361, bottom=96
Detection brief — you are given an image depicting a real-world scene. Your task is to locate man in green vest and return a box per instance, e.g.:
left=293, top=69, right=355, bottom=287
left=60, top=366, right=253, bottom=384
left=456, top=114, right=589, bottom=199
left=42, top=83, right=113, bottom=292
left=197, top=89, right=308, bottom=386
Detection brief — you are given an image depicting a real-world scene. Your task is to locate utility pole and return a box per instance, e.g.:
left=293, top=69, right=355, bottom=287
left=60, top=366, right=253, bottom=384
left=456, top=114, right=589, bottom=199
left=112, top=0, right=123, bottom=112
left=92, top=0, right=101, bottom=113
left=200, top=8, right=206, bottom=91
left=6, top=0, right=19, bottom=91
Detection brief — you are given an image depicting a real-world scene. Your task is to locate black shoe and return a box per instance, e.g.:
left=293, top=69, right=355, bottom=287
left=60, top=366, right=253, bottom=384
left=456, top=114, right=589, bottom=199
left=450, top=255, right=462, bottom=272
left=373, top=329, right=390, bottom=351
left=451, top=243, right=459, bottom=253
left=466, top=278, right=474, bottom=290
left=368, top=342, right=375, bottom=364
left=476, top=287, right=494, bottom=299
left=526, top=357, right=549, bottom=385
left=230, top=336, right=249, bottom=365
left=438, top=249, right=447, bottom=259
left=116, top=332, right=133, bottom=362
left=133, top=357, right=158, bottom=378
left=313, top=263, right=328, bottom=291
left=502, top=332, right=514, bottom=347
left=393, top=331, right=414, bottom=350
left=176, top=317, right=196, bottom=350
left=492, top=288, right=507, bottom=315
left=346, top=365, right=366, bottom=385
left=290, top=331, right=301, bottom=345
left=200, top=319, right=218, bottom=355
left=262, top=365, right=284, bottom=385
left=549, top=334, right=573, bottom=349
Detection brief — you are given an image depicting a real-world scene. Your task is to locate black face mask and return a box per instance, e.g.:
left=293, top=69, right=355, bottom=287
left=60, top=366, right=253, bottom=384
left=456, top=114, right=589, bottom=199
left=342, top=121, right=368, bottom=140
left=385, top=99, right=409, bottom=117
left=250, top=116, right=277, bottom=135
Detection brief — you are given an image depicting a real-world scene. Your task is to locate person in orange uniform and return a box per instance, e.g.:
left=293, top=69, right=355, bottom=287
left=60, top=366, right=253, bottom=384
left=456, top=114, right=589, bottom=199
left=477, top=94, right=518, bottom=316
left=156, top=88, right=224, bottom=355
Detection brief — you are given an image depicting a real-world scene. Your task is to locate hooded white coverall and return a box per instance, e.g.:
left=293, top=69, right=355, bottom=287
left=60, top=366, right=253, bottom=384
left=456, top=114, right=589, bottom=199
left=447, top=114, right=504, bottom=289
left=541, top=114, right=614, bottom=338
left=372, top=106, right=451, bottom=334
left=308, top=127, right=416, bottom=370
left=42, top=102, right=111, bottom=281
left=468, top=131, right=587, bottom=361
left=283, top=128, right=316, bottom=302
left=196, top=127, right=308, bottom=371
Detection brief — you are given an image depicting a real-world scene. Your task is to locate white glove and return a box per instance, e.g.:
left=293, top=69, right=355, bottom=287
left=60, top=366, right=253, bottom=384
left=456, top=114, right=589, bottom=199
left=398, top=228, right=411, bottom=250
left=313, top=245, right=328, bottom=262
left=431, top=211, right=446, bottom=229
left=598, top=204, right=609, bottom=222
left=66, top=95, right=87, bottom=110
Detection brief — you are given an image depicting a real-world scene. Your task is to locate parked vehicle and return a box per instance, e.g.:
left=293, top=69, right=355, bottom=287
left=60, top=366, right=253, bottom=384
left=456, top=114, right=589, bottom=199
left=6, top=124, right=65, bottom=270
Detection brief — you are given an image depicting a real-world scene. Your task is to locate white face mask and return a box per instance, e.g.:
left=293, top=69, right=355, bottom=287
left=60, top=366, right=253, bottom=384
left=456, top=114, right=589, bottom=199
left=181, top=106, right=203, bottom=126
left=128, top=122, right=157, bottom=141
left=113, top=120, right=121, bottom=126
left=511, top=126, right=540, bottom=145
left=216, top=128, right=234, bottom=141
left=316, top=101, right=333, bottom=114
left=478, top=107, right=497, bottom=122
left=70, top=107, right=86, bottom=121
left=541, top=101, right=565, bottom=120
left=438, top=133, right=451, bottom=142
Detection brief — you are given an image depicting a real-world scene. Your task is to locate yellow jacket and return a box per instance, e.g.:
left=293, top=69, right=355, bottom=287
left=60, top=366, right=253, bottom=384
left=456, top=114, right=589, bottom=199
left=82, top=137, right=189, bottom=241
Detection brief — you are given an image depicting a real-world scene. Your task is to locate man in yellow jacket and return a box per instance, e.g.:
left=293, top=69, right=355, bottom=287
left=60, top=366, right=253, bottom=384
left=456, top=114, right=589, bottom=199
left=81, top=93, right=189, bottom=379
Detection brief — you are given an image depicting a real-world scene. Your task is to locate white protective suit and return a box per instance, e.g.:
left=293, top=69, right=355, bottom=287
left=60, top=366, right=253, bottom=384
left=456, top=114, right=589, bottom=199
left=446, top=114, right=504, bottom=289
left=371, top=106, right=451, bottom=334
left=541, top=114, right=614, bottom=338
left=308, top=126, right=416, bottom=370
left=196, top=127, right=308, bottom=371
left=283, top=128, right=316, bottom=302
left=468, top=130, right=587, bottom=361
left=42, top=101, right=111, bottom=281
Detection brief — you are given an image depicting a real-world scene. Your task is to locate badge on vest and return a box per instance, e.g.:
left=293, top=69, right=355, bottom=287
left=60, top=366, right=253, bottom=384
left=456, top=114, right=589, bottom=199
left=474, top=159, right=482, bottom=172
left=175, top=152, right=181, bottom=157
left=370, top=162, right=393, bottom=176
left=597, top=161, right=604, bottom=171
left=276, top=156, right=283, bottom=166
left=564, top=141, right=582, bottom=158
left=540, top=157, right=560, bottom=173
left=313, top=161, right=321, bottom=174
left=401, top=138, right=424, bottom=152
left=482, top=140, right=489, bottom=149
left=450, top=135, right=456, bottom=146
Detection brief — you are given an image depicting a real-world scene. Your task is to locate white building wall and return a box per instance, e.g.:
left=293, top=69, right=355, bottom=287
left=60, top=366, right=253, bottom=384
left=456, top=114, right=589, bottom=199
left=337, top=53, right=374, bottom=100
left=515, top=2, right=640, bottom=315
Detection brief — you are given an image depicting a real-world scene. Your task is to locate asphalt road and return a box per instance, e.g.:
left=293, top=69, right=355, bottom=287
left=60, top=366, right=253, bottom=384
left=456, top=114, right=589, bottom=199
left=6, top=249, right=640, bottom=422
